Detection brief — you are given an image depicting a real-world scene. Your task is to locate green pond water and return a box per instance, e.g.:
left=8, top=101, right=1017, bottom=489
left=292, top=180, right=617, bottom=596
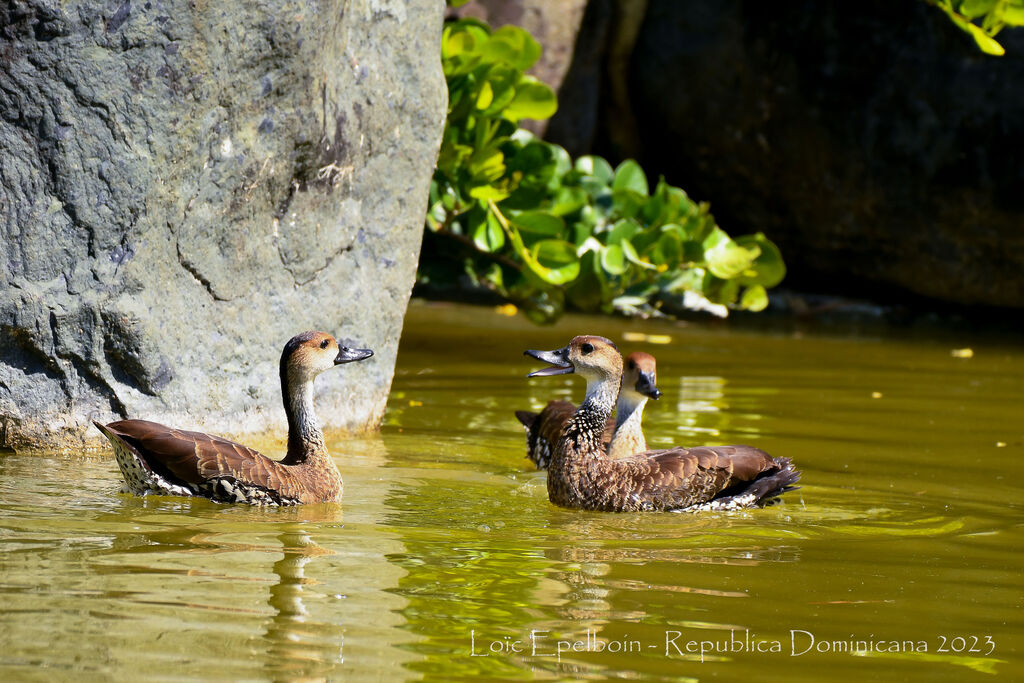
left=1, top=301, right=1022, bottom=681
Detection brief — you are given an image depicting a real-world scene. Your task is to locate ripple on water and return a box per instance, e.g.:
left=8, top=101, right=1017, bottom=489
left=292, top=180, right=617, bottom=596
left=2, top=302, right=1022, bottom=681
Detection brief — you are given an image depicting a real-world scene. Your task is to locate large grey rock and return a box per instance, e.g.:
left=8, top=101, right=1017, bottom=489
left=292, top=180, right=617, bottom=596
left=0, top=0, right=446, bottom=451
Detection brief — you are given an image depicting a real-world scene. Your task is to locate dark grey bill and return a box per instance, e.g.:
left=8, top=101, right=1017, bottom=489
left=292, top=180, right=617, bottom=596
left=635, top=371, right=661, bottom=399
left=336, top=346, right=374, bottom=364
left=524, top=347, right=574, bottom=377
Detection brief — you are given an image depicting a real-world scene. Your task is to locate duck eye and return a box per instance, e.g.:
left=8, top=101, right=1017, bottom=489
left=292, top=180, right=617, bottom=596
left=320, top=339, right=330, bottom=349
left=580, top=342, right=594, bottom=355
left=628, top=360, right=635, bottom=370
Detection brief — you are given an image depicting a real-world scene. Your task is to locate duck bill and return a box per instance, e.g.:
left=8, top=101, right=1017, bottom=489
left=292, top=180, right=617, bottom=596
left=335, top=346, right=374, bottom=364
left=524, top=347, right=573, bottom=377
left=635, top=371, right=661, bottom=399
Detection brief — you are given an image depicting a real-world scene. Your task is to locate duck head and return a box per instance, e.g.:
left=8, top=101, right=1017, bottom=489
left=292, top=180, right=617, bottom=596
left=281, top=331, right=373, bottom=383
left=622, top=351, right=661, bottom=401
left=525, top=335, right=622, bottom=383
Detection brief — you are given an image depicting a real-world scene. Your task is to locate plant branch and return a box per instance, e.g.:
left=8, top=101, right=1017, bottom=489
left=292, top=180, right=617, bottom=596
left=435, top=226, right=523, bottom=271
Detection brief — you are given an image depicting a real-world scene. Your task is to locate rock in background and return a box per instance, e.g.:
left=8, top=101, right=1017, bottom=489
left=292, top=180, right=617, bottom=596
left=0, top=0, right=446, bottom=450
left=516, top=0, right=1024, bottom=310
left=625, top=0, right=1024, bottom=309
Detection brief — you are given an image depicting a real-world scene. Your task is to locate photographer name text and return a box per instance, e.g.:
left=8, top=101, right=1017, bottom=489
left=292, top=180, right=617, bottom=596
left=469, top=629, right=996, bottom=663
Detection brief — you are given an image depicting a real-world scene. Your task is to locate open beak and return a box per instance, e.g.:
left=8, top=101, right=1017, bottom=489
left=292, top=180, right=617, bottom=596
left=335, top=346, right=374, bottom=364
left=524, top=347, right=573, bottom=377
left=635, top=371, right=661, bottom=399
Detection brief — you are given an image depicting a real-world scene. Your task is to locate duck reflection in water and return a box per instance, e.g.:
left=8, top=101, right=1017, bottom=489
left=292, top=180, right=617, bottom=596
left=263, top=526, right=344, bottom=680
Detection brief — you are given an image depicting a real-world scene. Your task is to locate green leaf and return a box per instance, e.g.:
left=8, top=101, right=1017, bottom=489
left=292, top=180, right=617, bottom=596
left=612, top=160, right=649, bottom=196
left=475, top=80, right=494, bottom=109
left=734, top=233, right=787, bottom=287
left=611, top=189, right=645, bottom=219
left=479, top=67, right=518, bottom=115
left=503, top=78, right=558, bottom=121
left=529, top=239, right=580, bottom=284
left=648, top=231, right=683, bottom=267
left=442, top=28, right=479, bottom=61
left=576, top=235, right=603, bottom=254
left=704, top=229, right=760, bottom=280
left=622, top=239, right=656, bottom=270
left=427, top=199, right=447, bottom=231
left=579, top=176, right=611, bottom=199
left=468, top=184, right=509, bottom=201
left=575, top=156, right=614, bottom=184
left=701, top=226, right=731, bottom=251
left=959, top=0, right=999, bottom=20
left=1004, top=5, right=1024, bottom=25
left=548, top=144, right=573, bottom=182
left=549, top=186, right=587, bottom=216
left=967, top=22, right=1006, bottom=54
left=600, top=244, right=626, bottom=275
left=739, top=285, right=769, bottom=312
left=702, top=274, right=741, bottom=305
left=509, top=210, right=565, bottom=236
left=472, top=213, right=505, bottom=252
left=607, top=218, right=640, bottom=245
left=485, top=26, right=542, bottom=71
left=936, top=2, right=1006, bottom=55
left=467, top=147, right=506, bottom=183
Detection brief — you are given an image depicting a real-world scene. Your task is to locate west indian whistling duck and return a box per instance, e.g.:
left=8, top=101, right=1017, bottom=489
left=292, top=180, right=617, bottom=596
left=515, top=352, right=661, bottom=468
left=524, top=335, right=800, bottom=512
left=94, top=331, right=373, bottom=506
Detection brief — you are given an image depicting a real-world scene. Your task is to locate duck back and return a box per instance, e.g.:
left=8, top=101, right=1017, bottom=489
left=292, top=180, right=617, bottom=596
left=549, top=442, right=800, bottom=513
left=94, top=419, right=341, bottom=505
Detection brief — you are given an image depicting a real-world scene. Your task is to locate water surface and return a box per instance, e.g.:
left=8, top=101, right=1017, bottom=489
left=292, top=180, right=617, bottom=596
left=2, top=301, right=1021, bottom=681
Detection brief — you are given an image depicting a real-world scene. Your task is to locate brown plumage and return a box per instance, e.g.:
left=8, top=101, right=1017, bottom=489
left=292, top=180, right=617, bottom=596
left=94, top=331, right=373, bottom=506
left=524, top=336, right=800, bottom=512
left=515, top=352, right=660, bottom=468
left=515, top=401, right=610, bottom=470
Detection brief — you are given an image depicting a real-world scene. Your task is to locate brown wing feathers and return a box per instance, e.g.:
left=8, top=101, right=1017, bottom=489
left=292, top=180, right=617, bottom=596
left=635, top=446, right=784, bottom=508
left=104, top=420, right=285, bottom=492
left=555, top=443, right=794, bottom=512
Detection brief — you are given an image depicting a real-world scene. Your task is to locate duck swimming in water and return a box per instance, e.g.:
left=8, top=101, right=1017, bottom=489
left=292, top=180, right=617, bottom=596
left=94, top=331, right=373, bottom=506
left=515, top=352, right=661, bottom=468
left=524, top=335, right=800, bottom=513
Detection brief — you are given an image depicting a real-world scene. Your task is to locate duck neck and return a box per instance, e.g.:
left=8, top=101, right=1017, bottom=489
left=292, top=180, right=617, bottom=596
left=614, top=391, right=647, bottom=432
left=560, top=375, right=618, bottom=461
left=282, top=371, right=327, bottom=466
left=610, top=392, right=647, bottom=457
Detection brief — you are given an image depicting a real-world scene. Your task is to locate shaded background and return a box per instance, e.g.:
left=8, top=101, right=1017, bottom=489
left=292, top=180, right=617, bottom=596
left=452, top=0, right=1024, bottom=313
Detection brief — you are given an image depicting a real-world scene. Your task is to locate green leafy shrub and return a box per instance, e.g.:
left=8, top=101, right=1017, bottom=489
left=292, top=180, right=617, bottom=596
left=421, top=18, right=785, bottom=322
left=928, top=0, right=1024, bottom=55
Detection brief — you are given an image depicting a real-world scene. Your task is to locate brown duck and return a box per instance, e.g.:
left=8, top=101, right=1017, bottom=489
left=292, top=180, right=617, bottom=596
left=515, top=351, right=661, bottom=468
left=524, top=335, right=800, bottom=513
left=94, top=331, right=373, bottom=506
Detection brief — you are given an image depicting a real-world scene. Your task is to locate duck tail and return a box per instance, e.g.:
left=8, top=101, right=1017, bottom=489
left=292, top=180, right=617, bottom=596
left=514, top=410, right=538, bottom=430
left=684, top=458, right=801, bottom=513
left=748, top=457, right=801, bottom=504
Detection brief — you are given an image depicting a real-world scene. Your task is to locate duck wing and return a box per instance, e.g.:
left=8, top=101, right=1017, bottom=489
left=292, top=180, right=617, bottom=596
left=100, top=419, right=284, bottom=490
left=618, top=445, right=793, bottom=511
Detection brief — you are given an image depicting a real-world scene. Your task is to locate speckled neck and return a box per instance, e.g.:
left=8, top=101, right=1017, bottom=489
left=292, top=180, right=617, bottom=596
left=559, top=375, right=618, bottom=463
